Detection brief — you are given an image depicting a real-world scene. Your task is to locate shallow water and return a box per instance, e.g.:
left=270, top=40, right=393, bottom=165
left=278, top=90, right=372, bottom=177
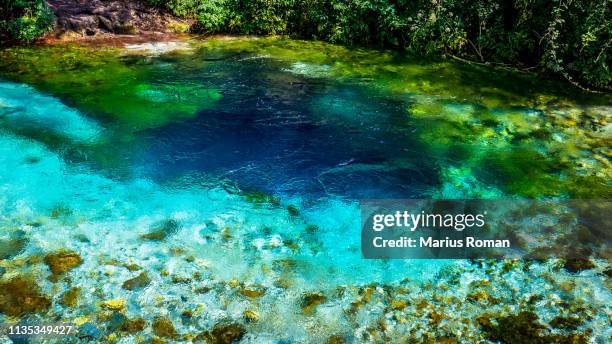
left=0, top=37, right=610, bottom=342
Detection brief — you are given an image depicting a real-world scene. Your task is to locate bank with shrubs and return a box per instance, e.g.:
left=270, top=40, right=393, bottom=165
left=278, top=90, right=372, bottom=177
left=1, top=0, right=610, bottom=90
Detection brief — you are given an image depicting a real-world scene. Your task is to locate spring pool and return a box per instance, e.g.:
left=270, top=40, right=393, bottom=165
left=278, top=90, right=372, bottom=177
left=0, top=37, right=610, bottom=342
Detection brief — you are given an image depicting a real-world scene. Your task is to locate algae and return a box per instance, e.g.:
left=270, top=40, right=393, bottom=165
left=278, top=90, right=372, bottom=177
left=60, top=287, right=81, bottom=307
left=44, top=250, right=83, bottom=280
left=122, top=271, right=151, bottom=290
left=0, top=275, right=51, bottom=317
left=152, top=317, right=179, bottom=339
left=300, top=292, right=327, bottom=314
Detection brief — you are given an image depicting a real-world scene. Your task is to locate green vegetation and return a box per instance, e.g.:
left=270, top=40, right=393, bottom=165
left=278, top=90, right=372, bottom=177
left=1, top=1, right=609, bottom=89
left=148, top=0, right=610, bottom=90
left=0, top=0, right=54, bottom=43
left=1, top=37, right=609, bottom=199
left=0, top=45, right=221, bottom=130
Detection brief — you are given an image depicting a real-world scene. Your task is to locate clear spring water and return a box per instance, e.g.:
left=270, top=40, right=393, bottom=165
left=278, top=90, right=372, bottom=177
left=0, top=37, right=610, bottom=341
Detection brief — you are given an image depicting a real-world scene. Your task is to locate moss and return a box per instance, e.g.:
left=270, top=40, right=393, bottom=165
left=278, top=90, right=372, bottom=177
left=0, top=275, right=51, bottom=316
left=300, top=292, right=327, bottom=314
left=60, top=287, right=81, bottom=307
left=44, top=250, right=83, bottom=280
left=152, top=317, right=179, bottom=339
left=122, top=272, right=151, bottom=290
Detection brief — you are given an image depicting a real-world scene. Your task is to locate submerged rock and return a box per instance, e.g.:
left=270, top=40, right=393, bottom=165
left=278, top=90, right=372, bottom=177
left=563, top=258, right=596, bottom=273
left=44, top=250, right=83, bottom=280
left=242, top=191, right=281, bottom=206
left=101, top=299, right=126, bottom=311
left=325, top=335, right=346, bottom=344
left=390, top=299, right=408, bottom=310
left=301, top=292, right=327, bottom=314
left=78, top=322, right=102, bottom=340
left=287, top=205, right=300, bottom=217
left=152, top=317, right=179, bottom=339
left=120, top=317, right=146, bottom=333
left=243, top=310, right=259, bottom=323
left=140, top=219, right=181, bottom=241
left=550, top=316, right=583, bottom=330
left=122, top=271, right=151, bottom=290
left=0, top=232, right=28, bottom=260
left=107, top=312, right=128, bottom=331
left=60, top=287, right=81, bottom=307
left=239, top=285, right=266, bottom=298
left=197, top=323, right=246, bottom=344
left=171, top=275, right=192, bottom=284
left=0, top=275, right=51, bottom=316
left=480, top=311, right=590, bottom=344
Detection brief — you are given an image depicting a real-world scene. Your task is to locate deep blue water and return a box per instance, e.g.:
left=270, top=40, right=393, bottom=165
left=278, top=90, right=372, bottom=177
left=136, top=57, right=438, bottom=199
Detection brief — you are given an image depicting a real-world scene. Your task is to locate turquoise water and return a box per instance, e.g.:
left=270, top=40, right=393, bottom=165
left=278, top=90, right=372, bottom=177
left=0, top=37, right=610, bottom=342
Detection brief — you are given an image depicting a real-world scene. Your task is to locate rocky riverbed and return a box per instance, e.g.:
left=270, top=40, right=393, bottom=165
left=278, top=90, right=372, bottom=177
left=0, top=36, right=610, bottom=343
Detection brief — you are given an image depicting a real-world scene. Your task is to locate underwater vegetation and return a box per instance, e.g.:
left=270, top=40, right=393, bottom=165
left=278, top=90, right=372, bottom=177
left=0, top=37, right=610, bottom=342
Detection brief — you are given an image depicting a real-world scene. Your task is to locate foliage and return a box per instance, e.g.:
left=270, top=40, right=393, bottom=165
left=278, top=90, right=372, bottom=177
left=0, top=0, right=54, bottom=43
left=2, top=0, right=608, bottom=89
left=147, top=0, right=610, bottom=90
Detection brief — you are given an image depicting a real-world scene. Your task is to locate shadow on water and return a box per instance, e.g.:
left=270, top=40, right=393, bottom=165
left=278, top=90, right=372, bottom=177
left=137, top=56, right=439, bottom=199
